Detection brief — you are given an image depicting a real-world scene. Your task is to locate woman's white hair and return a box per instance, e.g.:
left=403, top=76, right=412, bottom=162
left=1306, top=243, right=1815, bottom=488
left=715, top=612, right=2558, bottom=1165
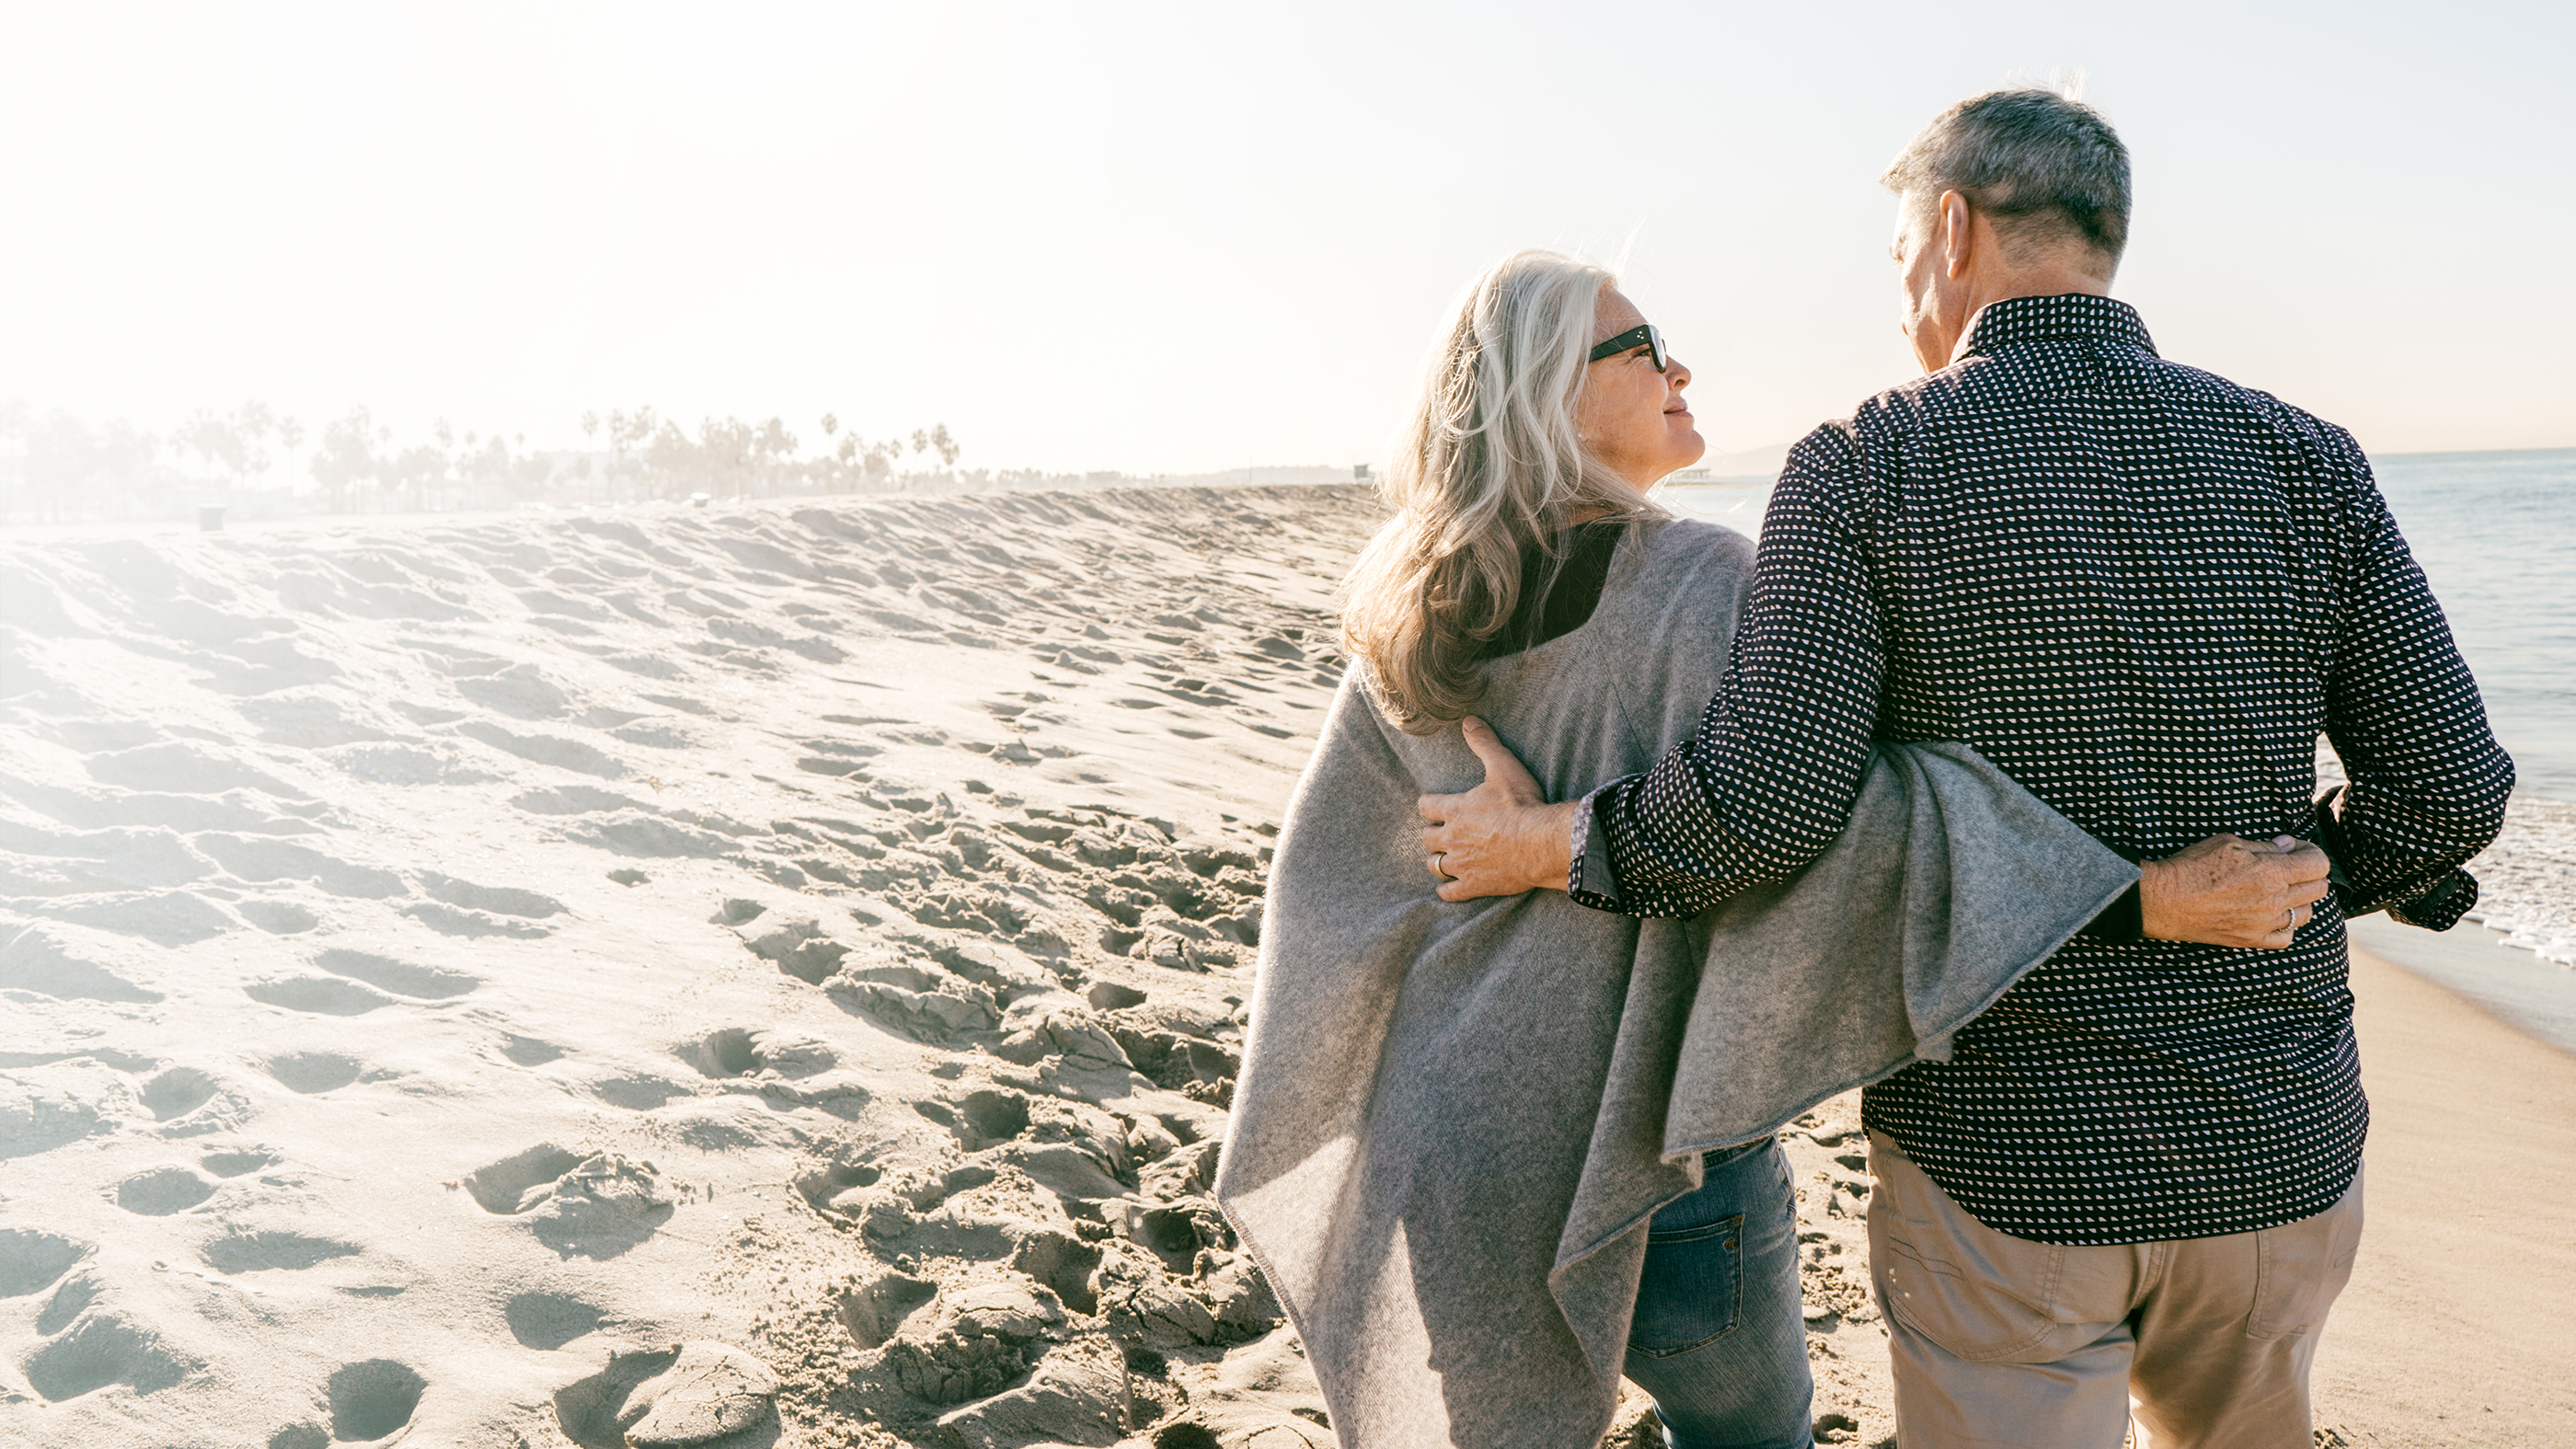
left=1340, top=248, right=1665, bottom=733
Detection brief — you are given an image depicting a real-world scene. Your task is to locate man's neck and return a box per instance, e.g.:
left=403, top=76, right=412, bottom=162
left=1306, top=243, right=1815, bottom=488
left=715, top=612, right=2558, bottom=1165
left=1945, top=270, right=2113, bottom=363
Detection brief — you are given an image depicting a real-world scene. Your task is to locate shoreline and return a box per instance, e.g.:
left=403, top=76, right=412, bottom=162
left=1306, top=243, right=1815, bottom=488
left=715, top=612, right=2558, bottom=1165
left=2349, top=914, right=2576, bottom=1057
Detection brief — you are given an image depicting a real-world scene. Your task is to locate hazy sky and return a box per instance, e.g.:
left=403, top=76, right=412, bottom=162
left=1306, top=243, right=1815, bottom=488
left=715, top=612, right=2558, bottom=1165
left=0, top=1, right=2567, bottom=476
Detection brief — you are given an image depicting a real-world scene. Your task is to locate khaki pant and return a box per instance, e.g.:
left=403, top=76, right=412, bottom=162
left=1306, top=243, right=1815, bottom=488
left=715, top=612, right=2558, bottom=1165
left=1865, top=1133, right=2363, bottom=1449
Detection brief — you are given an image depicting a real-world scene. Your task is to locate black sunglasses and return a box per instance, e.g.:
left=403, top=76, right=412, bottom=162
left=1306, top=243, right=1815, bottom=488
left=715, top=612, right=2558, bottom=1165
left=1587, top=323, right=1668, bottom=373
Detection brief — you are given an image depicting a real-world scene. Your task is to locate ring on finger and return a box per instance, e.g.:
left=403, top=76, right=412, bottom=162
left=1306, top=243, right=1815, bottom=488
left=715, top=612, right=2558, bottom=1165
left=1432, top=851, right=1456, bottom=882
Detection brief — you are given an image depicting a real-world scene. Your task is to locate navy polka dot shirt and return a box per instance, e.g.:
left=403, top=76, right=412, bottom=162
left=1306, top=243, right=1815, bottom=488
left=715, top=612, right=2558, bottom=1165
left=1574, top=294, right=2513, bottom=1244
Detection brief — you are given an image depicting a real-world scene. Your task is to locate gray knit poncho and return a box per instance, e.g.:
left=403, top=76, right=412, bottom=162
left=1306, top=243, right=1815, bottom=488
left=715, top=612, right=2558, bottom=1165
left=1216, top=516, right=2135, bottom=1448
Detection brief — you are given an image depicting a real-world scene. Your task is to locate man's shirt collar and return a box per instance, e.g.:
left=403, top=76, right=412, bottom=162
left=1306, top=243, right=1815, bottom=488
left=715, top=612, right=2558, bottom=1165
left=1952, top=293, right=2157, bottom=364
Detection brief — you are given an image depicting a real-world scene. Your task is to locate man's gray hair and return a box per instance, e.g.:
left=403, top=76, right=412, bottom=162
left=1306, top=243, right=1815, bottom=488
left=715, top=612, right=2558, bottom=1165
left=1883, top=88, right=2132, bottom=266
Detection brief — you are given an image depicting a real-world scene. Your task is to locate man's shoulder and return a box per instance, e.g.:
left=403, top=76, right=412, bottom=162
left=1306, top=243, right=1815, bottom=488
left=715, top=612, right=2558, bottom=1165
left=2153, top=361, right=2369, bottom=462
left=1830, top=351, right=2369, bottom=472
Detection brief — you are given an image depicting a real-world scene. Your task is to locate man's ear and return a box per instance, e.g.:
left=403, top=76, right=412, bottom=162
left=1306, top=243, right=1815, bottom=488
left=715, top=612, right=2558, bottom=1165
left=1940, top=190, right=1974, bottom=281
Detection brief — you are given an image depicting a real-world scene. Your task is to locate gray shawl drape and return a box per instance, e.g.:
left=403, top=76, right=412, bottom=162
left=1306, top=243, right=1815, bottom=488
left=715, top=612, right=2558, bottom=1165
left=1214, top=517, right=2135, bottom=1448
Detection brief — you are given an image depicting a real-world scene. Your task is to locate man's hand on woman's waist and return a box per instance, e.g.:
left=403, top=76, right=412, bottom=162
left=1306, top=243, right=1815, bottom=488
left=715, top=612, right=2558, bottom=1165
left=2141, top=834, right=2334, bottom=949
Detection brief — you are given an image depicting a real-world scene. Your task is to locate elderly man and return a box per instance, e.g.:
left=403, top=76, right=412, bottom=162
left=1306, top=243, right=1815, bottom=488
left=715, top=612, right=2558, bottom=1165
left=1423, top=89, right=2513, bottom=1447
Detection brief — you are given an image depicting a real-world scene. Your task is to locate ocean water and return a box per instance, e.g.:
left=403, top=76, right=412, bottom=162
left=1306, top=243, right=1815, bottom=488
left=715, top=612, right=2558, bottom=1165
left=2375, top=448, right=2576, bottom=803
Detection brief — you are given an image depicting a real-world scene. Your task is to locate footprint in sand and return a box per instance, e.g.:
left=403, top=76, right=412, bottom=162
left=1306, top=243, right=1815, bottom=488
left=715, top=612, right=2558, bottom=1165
left=0, top=1228, right=90, bottom=1298
left=512, top=785, right=650, bottom=815
left=589, top=1075, right=696, bottom=1110
left=835, top=1271, right=937, bottom=1349
left=453, top=661, right=575, bottom=720
left=262, top=1050, right=364, bottom=1094
left=730, top=909, right=850, bottom=984
left=456, top=720, right=629, bottom=778
left=637, top=692, right=715, bottom=717
left=124, top=1066, right=251, bottom=1141
left=85, top=742, right=310, bottom=799
left=918, top=1087, right=1033, bottom=1151
left=553, top=1340, right=776, bottom=1448
left=790, top=1153, right=885, bottom=1220
left=682, top=1027, right=837, bottom=1082
left=323, top=1359, right=428, bottom=1443
left=191, top=835, right=406, bottom=899
left=36, top=1271, right=98, bottom=1335
left=1013, top=1231, right=1106, bottom=1315
left=245, top=975, right=398, bottom=1016
left=504, top=1291, right=608, bottom=1351
left=1086, top=981, right=1148, bottom=1011
left=323, top=741, right=500, bottom=787
left=417, top=870, right=565, bottom=920
left=563, top=813, right=738, bottom=858
left=201, top=1148, right=276, bottom=1178
left=114, top=1166, right=216, bottom=1215
left=22, top=1314, right=198, bottom=1401
left=402, top=900, right=555, bottom=938
left=499, top=1032, right=568, bottom=1066
left=200, top=1229, right=362, bottom=1273
left=138, top=1066, right=223, bottom=1121
left=0, top=926, right=162, bottom=1004
left=462, top=1144, right=587, bottom=1215
left=37, top=889, right=236, bottom=948
left=462, top=1144, right=675, bottom=1259
left=313, top=948, right=478, bottom=999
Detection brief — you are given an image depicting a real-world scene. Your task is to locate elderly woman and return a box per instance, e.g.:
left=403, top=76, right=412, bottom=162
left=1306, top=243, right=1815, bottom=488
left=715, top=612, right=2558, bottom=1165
left=1214, top=250, right=2314, bottom=1449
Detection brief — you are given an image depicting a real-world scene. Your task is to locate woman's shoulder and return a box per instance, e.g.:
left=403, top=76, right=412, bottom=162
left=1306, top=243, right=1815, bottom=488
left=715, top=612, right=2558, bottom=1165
left=1629, top=513, right=1754, bottom=567
left=1615, top=514, right=1756, bottom=596
left=1573, top=515, right=1754, bottom=648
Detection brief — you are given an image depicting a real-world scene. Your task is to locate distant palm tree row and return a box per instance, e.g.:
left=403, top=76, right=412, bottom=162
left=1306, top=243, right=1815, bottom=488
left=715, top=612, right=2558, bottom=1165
left=0, top=401, right=969, bottom=524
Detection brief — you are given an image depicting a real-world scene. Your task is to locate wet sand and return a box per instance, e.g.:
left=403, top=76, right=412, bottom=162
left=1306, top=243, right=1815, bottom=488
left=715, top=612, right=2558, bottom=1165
left=2307, top=933, right=2576, bottom=1446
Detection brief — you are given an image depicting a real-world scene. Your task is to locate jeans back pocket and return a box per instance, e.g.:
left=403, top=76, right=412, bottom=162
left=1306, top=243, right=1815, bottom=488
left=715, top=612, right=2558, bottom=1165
left=1629, top=1213, right=1745, bottom=1358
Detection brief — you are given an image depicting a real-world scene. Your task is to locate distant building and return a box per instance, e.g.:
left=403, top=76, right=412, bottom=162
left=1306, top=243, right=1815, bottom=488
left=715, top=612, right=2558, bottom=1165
left=1352, top=464, right=1373, bottom=482
left=1671, top=466, right=1712, bottom=480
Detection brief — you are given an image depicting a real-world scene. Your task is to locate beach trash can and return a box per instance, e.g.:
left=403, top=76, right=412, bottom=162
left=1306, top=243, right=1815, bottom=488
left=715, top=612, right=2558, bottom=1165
left=199, top=506, right=226, bottom=532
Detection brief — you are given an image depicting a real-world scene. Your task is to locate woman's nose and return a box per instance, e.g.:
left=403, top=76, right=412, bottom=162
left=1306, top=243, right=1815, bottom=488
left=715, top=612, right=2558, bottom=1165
left=1669, top=357, right=1692, bottom=389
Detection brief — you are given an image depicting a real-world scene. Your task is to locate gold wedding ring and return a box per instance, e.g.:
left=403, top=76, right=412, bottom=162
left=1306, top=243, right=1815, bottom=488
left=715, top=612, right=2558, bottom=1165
left=1432, top=851, right=1456, bottom=881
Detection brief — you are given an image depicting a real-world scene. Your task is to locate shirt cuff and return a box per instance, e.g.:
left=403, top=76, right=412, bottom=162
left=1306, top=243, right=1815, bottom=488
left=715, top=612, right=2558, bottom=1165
left=2076, top=879, right=2145, bottom=943
left=1567, top=782, right=1623, bottom=907
left=2386, top=868, right=2479, bottom=931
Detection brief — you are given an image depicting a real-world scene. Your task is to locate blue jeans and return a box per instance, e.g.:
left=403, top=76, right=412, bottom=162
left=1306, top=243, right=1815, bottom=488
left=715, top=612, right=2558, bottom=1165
left=1623, top=1138, right=1815, bottom=1449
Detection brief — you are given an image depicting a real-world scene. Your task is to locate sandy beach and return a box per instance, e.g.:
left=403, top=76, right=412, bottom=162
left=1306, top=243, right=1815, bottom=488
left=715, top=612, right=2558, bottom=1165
left=2, top=482, right=2568, bottom=1448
